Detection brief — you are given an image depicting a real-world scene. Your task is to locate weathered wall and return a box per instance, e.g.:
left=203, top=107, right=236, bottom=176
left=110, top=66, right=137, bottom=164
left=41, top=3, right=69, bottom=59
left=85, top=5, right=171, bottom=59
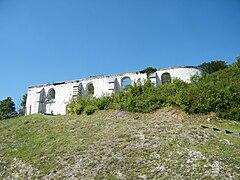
left=26, top=67, right=202, bottom=115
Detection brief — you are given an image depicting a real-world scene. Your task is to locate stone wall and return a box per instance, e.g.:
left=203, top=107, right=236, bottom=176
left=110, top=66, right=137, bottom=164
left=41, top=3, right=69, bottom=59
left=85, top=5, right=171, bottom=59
left=26, top=66, right=202, bottom=115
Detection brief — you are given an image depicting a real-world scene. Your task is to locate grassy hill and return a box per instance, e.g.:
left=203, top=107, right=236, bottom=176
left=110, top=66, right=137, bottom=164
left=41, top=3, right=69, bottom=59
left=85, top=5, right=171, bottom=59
left=1, top=108, right=240, bottom=179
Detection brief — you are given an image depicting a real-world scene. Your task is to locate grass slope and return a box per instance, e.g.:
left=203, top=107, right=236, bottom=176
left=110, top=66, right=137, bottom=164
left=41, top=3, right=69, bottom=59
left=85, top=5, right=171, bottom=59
left=0, top=108, right=240, bottom=179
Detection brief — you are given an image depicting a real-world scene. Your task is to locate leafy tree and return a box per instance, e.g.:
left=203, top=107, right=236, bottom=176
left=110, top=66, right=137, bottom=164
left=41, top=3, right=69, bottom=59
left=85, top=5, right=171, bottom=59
left=0, top=97, right=15, bottom=115
left=236, top=56, right=240, bottom=67
left=139, top=67, right=157, bottom=77
left=198, top=60, right=227, bottom=74
left=19, top=93, right=27, bottom=115
left=21, top=94, right=27, bottom=109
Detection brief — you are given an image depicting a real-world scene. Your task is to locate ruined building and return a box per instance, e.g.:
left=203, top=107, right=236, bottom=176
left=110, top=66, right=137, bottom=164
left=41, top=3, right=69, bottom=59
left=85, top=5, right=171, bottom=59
left=26, top=66, right=202, bottom=115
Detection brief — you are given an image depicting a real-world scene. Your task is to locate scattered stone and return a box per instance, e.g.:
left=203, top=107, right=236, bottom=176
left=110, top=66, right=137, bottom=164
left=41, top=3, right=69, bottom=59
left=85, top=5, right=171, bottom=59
left=201, top=125, right=208, bottom=129
left=211, top=161, right=222, bottom=178
left=138, top=174, right=147, bottom=179
left=232, top=133, right=240, bottom=138
left=212, top=127, right=220, bottom=131
left=221, top=130, right=232, bottom=134
left=24, top=121, right=30, bottom=124
left=223, top=139, right=231, bottom=145
left=201, top=126, right=240, bottom=138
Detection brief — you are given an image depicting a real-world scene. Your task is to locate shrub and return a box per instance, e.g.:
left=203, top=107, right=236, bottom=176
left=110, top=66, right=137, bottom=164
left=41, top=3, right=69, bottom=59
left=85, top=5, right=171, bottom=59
left=73, top=104, right=84, bottom=115
left=237, top=56, right=240, bottom=67
left=67, top=96, right=93, bottom=114
left=198, top=60, right=228, bottom=74
left=84, top=105, right=98, bottom=115
left=67, top=58, right=240, bottom=121
left=96, top=96, right=112, bottom=110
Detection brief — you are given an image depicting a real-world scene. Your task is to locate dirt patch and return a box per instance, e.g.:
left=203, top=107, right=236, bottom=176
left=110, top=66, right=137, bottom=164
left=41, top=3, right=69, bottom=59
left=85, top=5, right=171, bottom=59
left=95, top=110, right=145, bottom=120
left=148, top=106, right=189, bottom=121
left=95, top=107, right=192, bottom=122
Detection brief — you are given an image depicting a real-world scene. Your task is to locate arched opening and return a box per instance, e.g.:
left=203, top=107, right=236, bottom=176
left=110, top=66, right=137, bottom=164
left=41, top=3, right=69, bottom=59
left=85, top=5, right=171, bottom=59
left=137, top=78, right=142, bottom=86
left=161, top=73, right=171, bottom=84
left=47, top=88, right=55, bottom=101
left=86, top=83, right=94, bottom=96
left=121, top=77, right=132, bottom=90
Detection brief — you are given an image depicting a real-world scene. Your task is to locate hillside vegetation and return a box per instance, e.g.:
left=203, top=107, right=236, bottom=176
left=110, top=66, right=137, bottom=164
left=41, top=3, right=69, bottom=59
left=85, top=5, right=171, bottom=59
left=68, top=61, right=240, bottom=121
left=0, top=109, right=240, bottom=179
left=1, top=60, right=239, bottom=179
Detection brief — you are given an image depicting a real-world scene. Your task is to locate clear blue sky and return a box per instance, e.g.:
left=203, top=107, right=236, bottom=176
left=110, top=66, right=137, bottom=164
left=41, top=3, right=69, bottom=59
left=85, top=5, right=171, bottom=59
left=0, top=0, right=240, bottom=108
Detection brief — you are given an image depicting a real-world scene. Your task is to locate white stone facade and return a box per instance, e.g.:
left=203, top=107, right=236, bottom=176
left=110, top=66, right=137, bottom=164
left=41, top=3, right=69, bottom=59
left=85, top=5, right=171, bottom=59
left=26, top=66, right=202, bottom=115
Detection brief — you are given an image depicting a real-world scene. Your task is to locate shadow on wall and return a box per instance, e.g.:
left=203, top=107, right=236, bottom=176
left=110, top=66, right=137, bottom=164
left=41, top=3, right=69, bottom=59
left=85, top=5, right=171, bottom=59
left=38, top=88, right=46, bottom=114
left=38, top=88, right=56, bottom=115
left=108, top=78, right=120, bottom=93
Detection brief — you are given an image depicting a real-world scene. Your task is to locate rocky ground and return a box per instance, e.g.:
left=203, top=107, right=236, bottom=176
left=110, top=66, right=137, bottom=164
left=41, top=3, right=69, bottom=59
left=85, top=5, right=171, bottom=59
left=0, top=107, right=239, bottom=179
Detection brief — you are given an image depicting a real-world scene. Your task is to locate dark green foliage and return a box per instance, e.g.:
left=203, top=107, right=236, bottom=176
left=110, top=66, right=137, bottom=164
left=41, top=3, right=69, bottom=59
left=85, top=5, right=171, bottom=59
left=67, top=59, right=240, bottom=121
left=95, top=96, right=112, bottom=110
left=139, top=67, right=157, bottom=77
left=19, top=93, right=27, bottom=115
left=67, top=95, right=113, bottom=115
left=198, top=60, right=228, bottom=74
left=174, top=64, right=240, bottom=120
left=236, top=56, right=240, bottom=67
left=84, top=105, right=98, bottom=115
left=73, top=104, right=84, bottom=115
left=0, top=97, right=15, bottom=115
left=0, top=97, right=18, bottom=120
left=67, top=96, right=92, bottom=115
left=123, top=84, right=131, bottom=90
left=21, top=94, right=27, bottom=108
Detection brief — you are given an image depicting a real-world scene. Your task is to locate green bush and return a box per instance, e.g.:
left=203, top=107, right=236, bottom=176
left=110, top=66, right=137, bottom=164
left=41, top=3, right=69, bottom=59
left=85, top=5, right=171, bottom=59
left=67, top=96, right=93, bottom=114
left=96, top=96, right=112, bottom=110
left=67, top=60, right=240, bottom=121
left=73, top=104, right=84, bottom=115
left=237, top=56, right=240, bottom=68
left=84, top=105, right=98, bottom=115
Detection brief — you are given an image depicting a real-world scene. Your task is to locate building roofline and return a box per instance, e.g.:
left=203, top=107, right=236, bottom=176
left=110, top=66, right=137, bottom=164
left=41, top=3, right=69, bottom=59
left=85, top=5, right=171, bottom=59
left=28, top=66, right=201, bottom=89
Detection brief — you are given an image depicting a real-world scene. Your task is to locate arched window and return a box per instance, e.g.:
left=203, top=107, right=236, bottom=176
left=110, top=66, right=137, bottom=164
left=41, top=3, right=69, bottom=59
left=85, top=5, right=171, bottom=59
left=161, top=73, right=171, bottom=84
left=86, top=83, right=94, bottom=96
left=47, top=88, right=55, bottom=101
left=121, top=77, right=132, bottom=90
left=137, top=78, right=142, bottom=86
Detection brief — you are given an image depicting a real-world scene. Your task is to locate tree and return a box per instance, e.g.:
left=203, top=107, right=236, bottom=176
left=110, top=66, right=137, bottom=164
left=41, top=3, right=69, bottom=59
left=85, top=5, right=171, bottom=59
left=21, top=93, right=27, bottom=108
left=0, top=97, right=16, bottom=115
left=139, top=67, right=157, bottom=77
left=198, top=60, right=228, bottom=74
left=236, top=56, right=240, bottom=67
left=19, top=93, right=27, bottom=115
